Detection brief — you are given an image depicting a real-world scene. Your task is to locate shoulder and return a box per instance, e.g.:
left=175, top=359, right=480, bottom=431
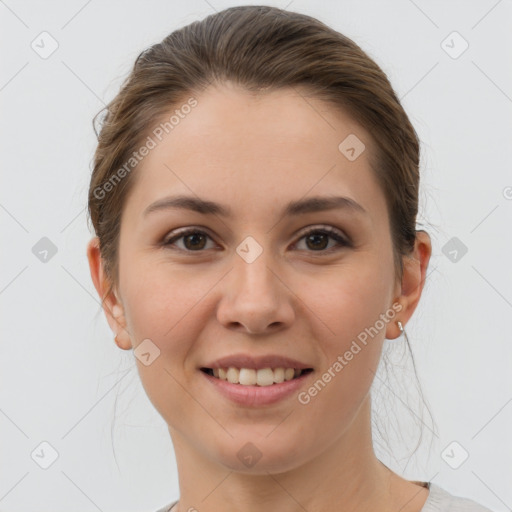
left=153, top=487, right=496, bottom=512
left=154, top=500, right=178, bottom=512
left=422, top=482, right=495, bottom=512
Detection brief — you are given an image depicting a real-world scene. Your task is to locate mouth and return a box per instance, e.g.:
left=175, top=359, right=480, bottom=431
left=200, top=367, right=314, bottom=386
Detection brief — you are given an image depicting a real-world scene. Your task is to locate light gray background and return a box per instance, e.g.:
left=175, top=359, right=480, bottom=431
left=1, top=1, right=511, bottom=511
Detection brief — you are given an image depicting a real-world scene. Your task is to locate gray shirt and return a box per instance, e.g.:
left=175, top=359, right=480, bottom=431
left=154, top=481, right=495, bottom=512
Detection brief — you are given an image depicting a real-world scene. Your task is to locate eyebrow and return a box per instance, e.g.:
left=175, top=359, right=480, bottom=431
left=143, top=194, right=367, bottom=219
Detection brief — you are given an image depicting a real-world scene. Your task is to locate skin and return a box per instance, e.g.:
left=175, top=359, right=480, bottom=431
left=87, top=81, right=432, bottom=512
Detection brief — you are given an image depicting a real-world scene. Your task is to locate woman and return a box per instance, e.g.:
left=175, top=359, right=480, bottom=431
left=86, top=5, right=494, bottom=512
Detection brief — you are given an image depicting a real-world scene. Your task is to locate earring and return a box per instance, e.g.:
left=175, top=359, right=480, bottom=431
left=394, top=320, right=410, bottom=344
left=386, top=321, right=404, bottom=343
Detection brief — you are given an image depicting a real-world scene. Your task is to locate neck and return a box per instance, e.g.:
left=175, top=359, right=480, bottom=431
left=166, top=395, right=427, bottom=512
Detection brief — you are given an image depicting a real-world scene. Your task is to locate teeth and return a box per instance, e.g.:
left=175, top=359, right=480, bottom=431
left=211, top=367, right=305, bottom=386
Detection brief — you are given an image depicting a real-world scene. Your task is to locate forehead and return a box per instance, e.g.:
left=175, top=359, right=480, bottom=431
left=122, top=83, right=387, bottom=227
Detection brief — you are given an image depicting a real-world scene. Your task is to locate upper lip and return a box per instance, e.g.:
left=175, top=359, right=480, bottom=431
left=201, top=353, right=314, bottom=370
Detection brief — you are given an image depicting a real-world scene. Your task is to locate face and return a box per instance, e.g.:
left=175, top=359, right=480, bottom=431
left=92, top=82, right=410, bottom=474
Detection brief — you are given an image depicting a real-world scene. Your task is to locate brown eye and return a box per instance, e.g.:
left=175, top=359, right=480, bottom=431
left=182, top=232, right=207, bottom=250
left=294, top=227, right=350, bottom=252
left=163, top=229, right=214, bottom=251
left=305, top=232, right=329, bottom=250
left=162, top=226, right=350, bottom=254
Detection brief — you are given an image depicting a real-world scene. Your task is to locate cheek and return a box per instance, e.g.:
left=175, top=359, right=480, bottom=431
left=306, top=259, right=392, bottom=397
left=121, top=258, right=209, bottom=351
left=315, top=258, right=392, bottom=344
left=119, top=264, right=211, bottom=417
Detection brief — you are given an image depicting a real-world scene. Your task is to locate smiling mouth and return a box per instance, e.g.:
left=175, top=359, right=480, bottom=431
left=200, top=367, right=314, bottom=386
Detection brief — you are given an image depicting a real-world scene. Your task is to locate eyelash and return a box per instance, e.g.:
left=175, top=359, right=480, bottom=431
left=161, top=225, right=351, bottom=254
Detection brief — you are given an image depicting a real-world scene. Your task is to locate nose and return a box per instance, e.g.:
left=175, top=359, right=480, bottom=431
left=216, top=248, right=295, bottom=335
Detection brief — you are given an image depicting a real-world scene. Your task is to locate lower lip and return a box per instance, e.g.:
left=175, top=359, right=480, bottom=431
left=200, top=370, right=313, bottom=406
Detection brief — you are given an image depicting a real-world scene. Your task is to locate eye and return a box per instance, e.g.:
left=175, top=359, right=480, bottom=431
left=163, top=228, right=216, bottom=251
left=293, top=226, right=351, bottom=252
left=162, top=225, right=350, bottom=253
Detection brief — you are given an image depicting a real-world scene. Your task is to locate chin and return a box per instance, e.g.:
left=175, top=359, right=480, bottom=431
left=210, top=436, right=312, bottom=475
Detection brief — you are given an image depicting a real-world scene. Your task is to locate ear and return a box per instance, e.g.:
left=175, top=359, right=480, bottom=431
left=86, top=236, right=132, bottom=350
left=385, top=230, right=432, bottom=340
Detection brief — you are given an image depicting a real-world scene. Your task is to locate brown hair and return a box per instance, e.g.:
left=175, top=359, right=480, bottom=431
left=88, top=4, right=435, bottom=464
left=88, top=4, right=422, bottom=304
